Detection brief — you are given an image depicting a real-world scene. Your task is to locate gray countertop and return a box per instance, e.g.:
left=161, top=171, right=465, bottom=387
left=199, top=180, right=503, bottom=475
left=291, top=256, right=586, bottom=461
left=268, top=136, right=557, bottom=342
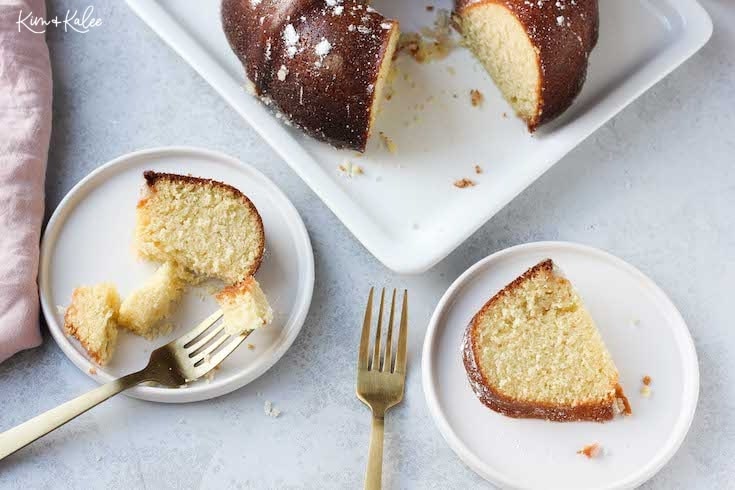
left=1, top=1, right=733, bottom=488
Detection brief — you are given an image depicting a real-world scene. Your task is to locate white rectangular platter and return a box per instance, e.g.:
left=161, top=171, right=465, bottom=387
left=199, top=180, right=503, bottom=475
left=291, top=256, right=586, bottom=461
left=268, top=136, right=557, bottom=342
left=126, top=0, right=711, bottom=274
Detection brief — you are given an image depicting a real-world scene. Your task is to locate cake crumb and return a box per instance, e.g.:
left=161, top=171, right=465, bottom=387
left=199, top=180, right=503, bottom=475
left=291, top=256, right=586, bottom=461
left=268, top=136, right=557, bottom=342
left=577, top=443, right=601, bottom=458
left=640, top=375, right=652, bottom=397
left=474, top=164, right=483, bottom=174
left=264, top=400, right=281, bottom=418
left=379, top=132, right=397, bottom=153
left=470, top=89, right=484, bottom=107
left=338, top=161, right=364, bottom=178
left=88, top=367, right=97, bottom=375
left=247, top=343, right=256, bottom=350
left=454, top=178, right=476, bottom=189
left=502, top=112, right=508, bottom=118
left=396, top=9, right=456, bottom=63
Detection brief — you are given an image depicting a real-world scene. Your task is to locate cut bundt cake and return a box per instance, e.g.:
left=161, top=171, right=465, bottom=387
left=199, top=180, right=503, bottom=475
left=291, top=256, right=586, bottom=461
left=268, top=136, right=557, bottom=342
left=118, top=262, right=193, bottom=338
left=135, top=171, right=265, bottom=286
left=463, top=259, right=630, bottom=422
left=222, top=0, right=400, bottom=151
left=221, top=0, right=598, bottom=146
left=215, top=277, right=273, bottom=335
left=64, top=283, right=121, bottom=365
left=454, top=0, right=598, bottom=130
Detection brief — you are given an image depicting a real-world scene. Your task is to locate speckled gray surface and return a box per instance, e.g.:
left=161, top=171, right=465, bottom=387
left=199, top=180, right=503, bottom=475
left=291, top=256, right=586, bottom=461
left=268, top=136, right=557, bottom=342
left=0, top=1, right=733, bottom=488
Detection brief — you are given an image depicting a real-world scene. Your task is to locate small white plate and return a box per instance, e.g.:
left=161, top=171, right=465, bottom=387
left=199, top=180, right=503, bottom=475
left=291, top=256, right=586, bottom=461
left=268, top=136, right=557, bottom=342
left=39, top=147, right=315, bottom=403
left=125, top=0, right=711, bottom=273
left=422, top=242, right=698, bottom=489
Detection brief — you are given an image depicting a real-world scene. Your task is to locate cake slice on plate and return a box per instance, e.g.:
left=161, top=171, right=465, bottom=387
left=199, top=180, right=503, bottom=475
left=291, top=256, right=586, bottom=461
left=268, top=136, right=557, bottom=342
left=462, top=259, right=630, bottom=422
left=64, top=283, right=121, bottom=365
left=135, top=171, right=265, bottom=285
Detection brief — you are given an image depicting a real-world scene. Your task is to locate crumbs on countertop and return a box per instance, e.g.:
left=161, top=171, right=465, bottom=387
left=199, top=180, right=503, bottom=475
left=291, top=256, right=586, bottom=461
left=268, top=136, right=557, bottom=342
left=474, top=164, right=483, bottom=174
left=264, top=400, right=281, bottom=418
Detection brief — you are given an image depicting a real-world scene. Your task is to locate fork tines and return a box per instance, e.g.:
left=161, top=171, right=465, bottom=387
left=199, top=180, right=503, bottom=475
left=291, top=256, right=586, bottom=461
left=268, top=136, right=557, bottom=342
left=358, top=288, right=408, bottom=374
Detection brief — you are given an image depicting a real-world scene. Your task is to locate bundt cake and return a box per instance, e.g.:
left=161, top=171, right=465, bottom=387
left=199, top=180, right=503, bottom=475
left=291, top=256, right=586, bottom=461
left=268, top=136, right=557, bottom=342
left=221, top=0, right=598, bottom=147
left=135, top=171, right=265, bottom=285
left=462, top=259, right=630, bottom=422
left=64, top=283, right=121, bottom=365
left=455, top=0, right=599, bottom=130
left=222, top=0, right=400, bottom=151
left=215, top=277, right=273, bottom=335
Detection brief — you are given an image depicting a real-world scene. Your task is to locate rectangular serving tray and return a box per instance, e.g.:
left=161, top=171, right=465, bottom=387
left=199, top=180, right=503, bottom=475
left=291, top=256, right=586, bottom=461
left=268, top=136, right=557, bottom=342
left=126, top=0, right=712, bottom=273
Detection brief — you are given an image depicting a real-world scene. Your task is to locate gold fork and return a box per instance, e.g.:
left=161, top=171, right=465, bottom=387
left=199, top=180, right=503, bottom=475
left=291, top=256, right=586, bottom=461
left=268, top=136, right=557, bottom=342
left=357, top=288, right=408, bottom=490
left=0, top=310, right=251, bottom=460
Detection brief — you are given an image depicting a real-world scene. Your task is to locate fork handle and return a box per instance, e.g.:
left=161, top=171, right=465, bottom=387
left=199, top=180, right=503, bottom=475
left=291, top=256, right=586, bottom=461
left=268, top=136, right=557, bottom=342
left=364, top=415, right=385, bottom=490
left=0, top=370, right=148, bottom=461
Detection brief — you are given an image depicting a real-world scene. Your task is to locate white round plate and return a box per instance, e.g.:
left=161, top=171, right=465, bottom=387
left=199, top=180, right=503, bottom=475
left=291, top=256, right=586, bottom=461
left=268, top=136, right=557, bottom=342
left=40, top=147, right=314, bottom=403
left=422, top=242, right=698, bottom=489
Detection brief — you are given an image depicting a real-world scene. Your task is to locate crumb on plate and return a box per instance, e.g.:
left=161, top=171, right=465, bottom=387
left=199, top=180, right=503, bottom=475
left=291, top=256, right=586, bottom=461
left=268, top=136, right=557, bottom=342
left=454, top=178, right=476, bottom=189
left=577, top=443, right=601, bottom=458
left=470, top=89, right=484, bottom=107
left=379, top=132, right=397, bottom=154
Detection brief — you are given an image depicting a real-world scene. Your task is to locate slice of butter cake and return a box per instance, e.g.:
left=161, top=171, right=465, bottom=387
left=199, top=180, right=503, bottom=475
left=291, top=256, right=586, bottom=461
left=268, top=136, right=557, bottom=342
left=462, top=259, right=630, bottom=422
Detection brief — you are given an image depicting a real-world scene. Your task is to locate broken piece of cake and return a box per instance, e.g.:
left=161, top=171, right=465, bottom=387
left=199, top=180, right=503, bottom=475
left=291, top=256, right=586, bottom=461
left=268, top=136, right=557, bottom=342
left=64, top=283, right=121, bottom=365
left=215, top=277, right=273, bottom=336
left=118, top=261, right=193, bottom=338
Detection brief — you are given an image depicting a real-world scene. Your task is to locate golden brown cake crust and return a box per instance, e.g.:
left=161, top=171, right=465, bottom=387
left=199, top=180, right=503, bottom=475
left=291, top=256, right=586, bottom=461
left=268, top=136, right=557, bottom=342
left=455, top=0, right=599, bottom=130
left=64, top=294, right=104, bottom=365
left=221, top=0, right=398, bottom=151
left=141, top=171, right=265, bottom=278
left=462, top=259, right=629, bottom=422
left=64, top=288, right=114, bottom=365
left=215, top=276, right=256, bottom=302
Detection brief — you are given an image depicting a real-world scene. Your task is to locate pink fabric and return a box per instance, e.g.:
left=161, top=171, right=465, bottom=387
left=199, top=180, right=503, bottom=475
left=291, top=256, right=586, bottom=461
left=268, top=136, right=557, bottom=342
left=0, top=0, right=52, bottom=362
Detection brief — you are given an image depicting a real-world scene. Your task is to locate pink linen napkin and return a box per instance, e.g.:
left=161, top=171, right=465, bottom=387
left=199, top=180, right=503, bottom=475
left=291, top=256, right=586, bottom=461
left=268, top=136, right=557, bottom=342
left=0, top=0, right=53, bottom=362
